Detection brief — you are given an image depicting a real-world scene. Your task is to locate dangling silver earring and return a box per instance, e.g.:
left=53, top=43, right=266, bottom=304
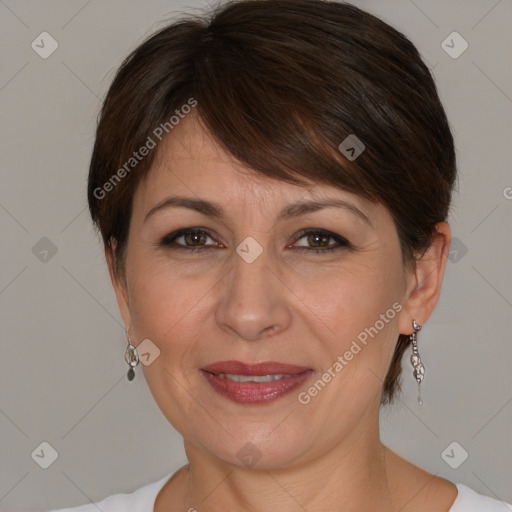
left=410, top=320, right=425, bottom=405
left=124, top=326, right=139, bottom=381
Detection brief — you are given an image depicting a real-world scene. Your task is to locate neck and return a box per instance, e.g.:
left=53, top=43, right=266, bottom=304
left=179, top=412, right=395, bottom=511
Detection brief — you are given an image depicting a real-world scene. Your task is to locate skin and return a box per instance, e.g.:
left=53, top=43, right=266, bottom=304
left=106, top=113, right=457, bottom=511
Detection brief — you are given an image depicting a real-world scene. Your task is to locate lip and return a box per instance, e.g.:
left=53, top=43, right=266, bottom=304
left=200, top=360, right=314, bottom=404
left=201, top=360, right=312, bottom=375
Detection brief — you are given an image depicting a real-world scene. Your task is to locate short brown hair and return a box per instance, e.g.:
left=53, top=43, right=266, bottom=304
left=88, top=0, right=456, bottom=405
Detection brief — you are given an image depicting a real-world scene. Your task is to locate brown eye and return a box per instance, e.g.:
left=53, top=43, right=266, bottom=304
left=160, top=228, right=218, bottom=251
left=293, top=229, right=350, bottom=253
left=159, top=227, right=350, bottom=254
left=181, top=230, right=209, bottom=247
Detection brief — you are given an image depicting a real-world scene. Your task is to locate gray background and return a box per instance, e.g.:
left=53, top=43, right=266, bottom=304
left=1, top=0, right=511, bottom=510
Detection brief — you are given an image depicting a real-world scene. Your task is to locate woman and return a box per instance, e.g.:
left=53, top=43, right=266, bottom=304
left=52, top=0, right=511, bottom=510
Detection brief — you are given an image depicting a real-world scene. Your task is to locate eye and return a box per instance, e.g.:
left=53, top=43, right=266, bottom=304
left=292, top=228, right=351, bottom=253
left=159, top=228, right=220, bottom=253
left=158, top=227, right=350, bottom=254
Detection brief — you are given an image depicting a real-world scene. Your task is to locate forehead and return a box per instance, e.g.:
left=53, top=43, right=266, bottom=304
left=132, top=113, right=375, bottom=223
left=157, top=113, right=231, bottom=165
left=133, top=115, right=296, bottom=208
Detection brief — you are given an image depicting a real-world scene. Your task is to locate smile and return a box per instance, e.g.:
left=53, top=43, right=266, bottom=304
left=213, top=373, right=297, bottom=382
left=199, top=361, right=314, bottom=404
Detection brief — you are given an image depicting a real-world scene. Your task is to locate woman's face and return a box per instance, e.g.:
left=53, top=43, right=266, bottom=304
left=111, top=114, right=417, bottom=469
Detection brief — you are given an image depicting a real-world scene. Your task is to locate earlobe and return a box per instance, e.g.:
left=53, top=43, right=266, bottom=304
left=398, top=222, right=451, bottom=334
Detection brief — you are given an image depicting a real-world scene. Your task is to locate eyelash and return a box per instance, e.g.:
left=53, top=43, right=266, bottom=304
left=158, top=228, right=351, bottom=254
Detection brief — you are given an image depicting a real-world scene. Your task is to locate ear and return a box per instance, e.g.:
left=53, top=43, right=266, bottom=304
left=105, top=238, right=133, bottom=330
left=398, top=222, right=451, bottom=335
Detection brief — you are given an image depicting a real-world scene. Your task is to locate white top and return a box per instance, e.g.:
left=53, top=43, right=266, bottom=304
left=49, top=472, right=512, bottom=512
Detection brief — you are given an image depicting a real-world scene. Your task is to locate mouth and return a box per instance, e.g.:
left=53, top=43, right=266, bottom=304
left=199, top=360, right=314, bottom=404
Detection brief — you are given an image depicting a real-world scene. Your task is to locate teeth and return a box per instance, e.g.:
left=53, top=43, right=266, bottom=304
left=215, top=373, right=295, bottom=382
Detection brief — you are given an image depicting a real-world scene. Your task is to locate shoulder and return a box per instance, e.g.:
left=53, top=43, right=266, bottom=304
left=47, top=472, right=174, bottom=512
left=449, top=483, right=512, bottom=512
left=382, top=447, right=510, bottom=512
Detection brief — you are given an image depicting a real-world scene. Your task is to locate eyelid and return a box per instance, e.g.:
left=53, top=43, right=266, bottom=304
left=290, top=228, right=349, bottom=244
left=159, top=227, right=351, bottom=252
left=290, top=228, right=351, bottom=251
left=159, top=227, right=221, bottom=248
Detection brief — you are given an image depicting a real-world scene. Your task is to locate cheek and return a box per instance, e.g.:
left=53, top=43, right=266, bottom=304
left=310, top=255, right=405, bottom=375
left=125, top=257, right=182, bottom=336
left=317, top=256, right=402, bottom=326
left=125, top=254, right=217, bottom=371
left=125, top=225, right=405, bottom=362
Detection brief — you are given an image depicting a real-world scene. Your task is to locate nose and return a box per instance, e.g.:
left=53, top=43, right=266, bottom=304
left=215, top=242, right=292, bottom=342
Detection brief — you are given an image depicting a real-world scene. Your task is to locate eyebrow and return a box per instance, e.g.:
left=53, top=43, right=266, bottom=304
left=143, top=195, right=372, bottom=226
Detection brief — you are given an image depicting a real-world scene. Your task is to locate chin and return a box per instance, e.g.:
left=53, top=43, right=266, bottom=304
left=204, top=427, right=313, bottom=471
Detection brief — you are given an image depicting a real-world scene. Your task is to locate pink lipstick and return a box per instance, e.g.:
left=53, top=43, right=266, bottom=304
left=200, top=360, right=314, bottom=404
